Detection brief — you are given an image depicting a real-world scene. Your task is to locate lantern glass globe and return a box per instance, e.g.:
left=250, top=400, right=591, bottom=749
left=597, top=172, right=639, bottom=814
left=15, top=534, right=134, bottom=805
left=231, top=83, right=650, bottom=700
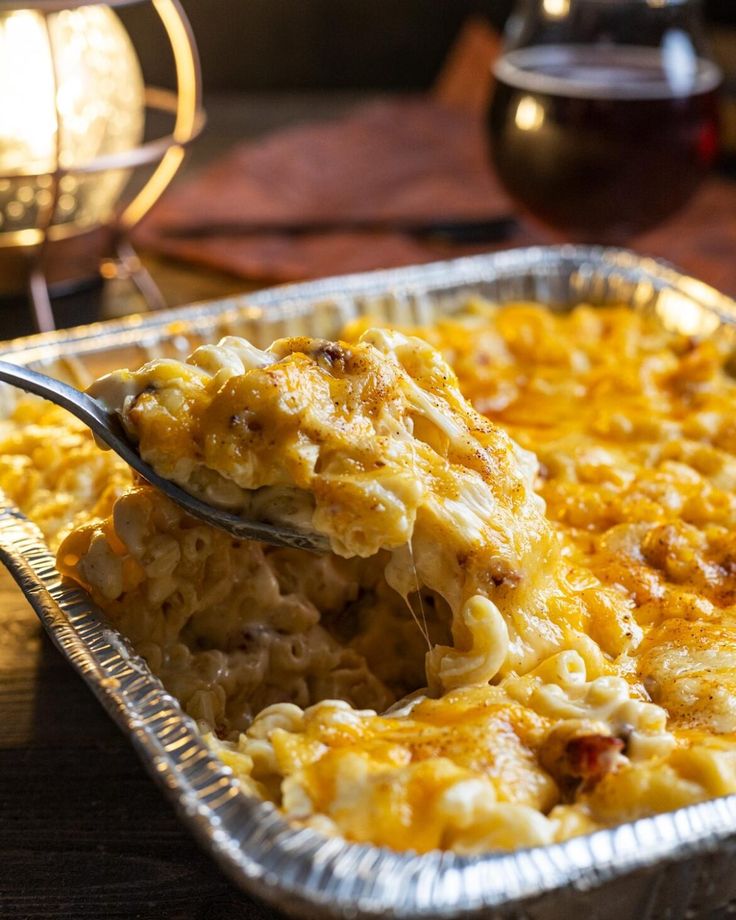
left=0, top=4, right=145, bottom=240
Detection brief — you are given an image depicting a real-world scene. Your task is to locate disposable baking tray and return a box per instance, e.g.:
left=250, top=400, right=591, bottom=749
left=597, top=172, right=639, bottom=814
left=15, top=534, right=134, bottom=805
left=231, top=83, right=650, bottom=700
left=2, top=245, right=736, bottom=919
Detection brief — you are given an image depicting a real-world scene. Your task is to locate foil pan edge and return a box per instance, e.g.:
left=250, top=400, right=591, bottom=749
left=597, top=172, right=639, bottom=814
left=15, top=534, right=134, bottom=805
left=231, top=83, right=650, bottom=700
left=2, top=246, right=736, bottom=917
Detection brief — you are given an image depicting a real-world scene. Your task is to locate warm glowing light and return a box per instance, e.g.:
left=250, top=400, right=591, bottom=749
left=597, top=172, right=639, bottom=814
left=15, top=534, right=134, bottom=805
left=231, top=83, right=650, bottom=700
left=121, top=0, right=199, bottom=229
left=0, top=5, right=145, bottom=236
left=515, top=95, right=546, bottom=132
left=543, top=0, right=570, bottom=19
left=656, top=290, right=721, bottom=336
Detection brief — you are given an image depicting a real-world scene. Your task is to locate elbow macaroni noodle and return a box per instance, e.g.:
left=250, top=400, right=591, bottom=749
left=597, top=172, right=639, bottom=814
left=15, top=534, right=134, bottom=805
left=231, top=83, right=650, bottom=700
left=3, top=300, right=736, bottom=852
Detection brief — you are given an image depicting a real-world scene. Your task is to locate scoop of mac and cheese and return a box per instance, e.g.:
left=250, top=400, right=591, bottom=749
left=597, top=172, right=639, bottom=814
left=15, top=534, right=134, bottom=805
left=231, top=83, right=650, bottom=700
left=88, top=328, right=634, bottom=687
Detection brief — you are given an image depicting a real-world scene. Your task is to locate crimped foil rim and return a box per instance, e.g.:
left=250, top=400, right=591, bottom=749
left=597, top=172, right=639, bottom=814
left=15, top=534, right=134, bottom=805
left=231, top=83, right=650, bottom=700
left=5, top=500, right=736, bottom=920
left=2, top=245, right=735, bottom=367
left=2, top=246, right=736, bottom=918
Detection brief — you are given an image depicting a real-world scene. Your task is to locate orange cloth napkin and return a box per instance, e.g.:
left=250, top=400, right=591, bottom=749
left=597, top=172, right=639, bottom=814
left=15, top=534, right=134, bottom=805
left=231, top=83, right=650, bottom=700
left=134, top=20, right=517, bottom=283
left=135, top=15, right=736, bottom=296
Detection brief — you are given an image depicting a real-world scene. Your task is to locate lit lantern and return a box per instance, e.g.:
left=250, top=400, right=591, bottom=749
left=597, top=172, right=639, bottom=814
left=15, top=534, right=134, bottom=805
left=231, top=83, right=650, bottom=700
left=0, top=0, right=204, bottom=330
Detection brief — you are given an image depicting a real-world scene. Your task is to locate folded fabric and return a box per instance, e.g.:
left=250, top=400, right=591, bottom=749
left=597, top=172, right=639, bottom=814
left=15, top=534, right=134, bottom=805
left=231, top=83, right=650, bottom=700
left=133, top=95, right=517, bottom=283
left=133, top=9, right=736, bottom=298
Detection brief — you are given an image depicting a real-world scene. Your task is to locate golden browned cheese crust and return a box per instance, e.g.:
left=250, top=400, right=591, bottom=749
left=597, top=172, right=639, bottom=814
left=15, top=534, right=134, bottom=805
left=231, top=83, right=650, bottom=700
left=6, top=301, right=736, bottom=853
left=88, top=327, right=634, bottom=687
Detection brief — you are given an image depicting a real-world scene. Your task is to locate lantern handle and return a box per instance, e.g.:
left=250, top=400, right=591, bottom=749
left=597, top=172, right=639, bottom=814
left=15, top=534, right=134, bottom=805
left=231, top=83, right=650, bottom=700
left=118, top=0, right=205, bottom=232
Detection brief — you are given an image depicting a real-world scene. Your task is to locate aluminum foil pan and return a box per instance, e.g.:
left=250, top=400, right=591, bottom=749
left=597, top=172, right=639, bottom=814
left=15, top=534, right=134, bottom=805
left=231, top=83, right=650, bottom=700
left=4, top=245, right=736, bottom=919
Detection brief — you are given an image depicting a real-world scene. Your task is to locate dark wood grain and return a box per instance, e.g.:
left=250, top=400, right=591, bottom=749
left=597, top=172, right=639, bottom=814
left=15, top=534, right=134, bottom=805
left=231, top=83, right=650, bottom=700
left=0, top=568, right=284, bottom=919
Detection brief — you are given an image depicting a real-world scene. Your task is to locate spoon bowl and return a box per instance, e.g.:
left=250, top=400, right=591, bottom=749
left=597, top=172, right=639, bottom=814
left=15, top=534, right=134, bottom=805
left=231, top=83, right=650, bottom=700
left=0, top=359, right=330, bottom=553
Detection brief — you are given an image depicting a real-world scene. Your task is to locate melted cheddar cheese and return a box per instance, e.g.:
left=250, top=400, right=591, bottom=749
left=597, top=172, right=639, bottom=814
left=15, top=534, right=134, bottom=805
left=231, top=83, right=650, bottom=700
left=87, top=327, right=636, bottom=686
left=5, top=300, right=736, bottom=854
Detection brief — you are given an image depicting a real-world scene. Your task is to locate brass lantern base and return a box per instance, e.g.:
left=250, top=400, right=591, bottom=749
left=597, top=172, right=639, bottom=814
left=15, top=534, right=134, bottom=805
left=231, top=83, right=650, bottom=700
left=0, top=228, right=113, bottom=298
left=0, top=0, right=206, bottom=334
left=0, top=228, right=168, bottom=334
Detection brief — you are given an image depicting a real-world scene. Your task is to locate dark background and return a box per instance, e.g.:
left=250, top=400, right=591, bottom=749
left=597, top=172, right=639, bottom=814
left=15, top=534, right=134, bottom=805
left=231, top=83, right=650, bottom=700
left=121, top=0, right=736, bottom=94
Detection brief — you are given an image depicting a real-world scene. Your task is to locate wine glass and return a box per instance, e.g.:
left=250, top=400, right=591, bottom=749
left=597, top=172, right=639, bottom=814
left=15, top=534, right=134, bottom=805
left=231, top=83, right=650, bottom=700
left=488, top=0, right=722, bottom=243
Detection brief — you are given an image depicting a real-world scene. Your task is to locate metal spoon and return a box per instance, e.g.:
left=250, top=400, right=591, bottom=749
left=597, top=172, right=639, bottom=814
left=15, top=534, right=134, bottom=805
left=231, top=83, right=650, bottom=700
left=0, top=360, right=329, bottom=553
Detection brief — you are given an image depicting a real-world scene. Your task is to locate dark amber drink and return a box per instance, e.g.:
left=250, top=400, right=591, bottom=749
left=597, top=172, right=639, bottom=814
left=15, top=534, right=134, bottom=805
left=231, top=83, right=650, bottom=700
left=489, top=45, right=721, bottom=241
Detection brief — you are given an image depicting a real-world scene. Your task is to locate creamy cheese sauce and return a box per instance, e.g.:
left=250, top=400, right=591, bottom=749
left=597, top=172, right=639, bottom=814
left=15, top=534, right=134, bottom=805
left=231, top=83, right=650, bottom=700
left=3, top=301, right=736, bottom=854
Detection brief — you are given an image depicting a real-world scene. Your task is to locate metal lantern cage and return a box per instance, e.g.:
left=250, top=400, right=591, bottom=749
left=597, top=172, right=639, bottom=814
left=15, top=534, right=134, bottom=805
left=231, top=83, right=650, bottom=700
left=0, top=0, right=205, bottom=331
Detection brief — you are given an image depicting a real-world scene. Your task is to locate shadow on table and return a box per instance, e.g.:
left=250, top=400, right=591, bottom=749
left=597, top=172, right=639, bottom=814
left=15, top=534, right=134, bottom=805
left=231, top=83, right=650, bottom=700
left=0, top=281, right=105, bottom=341
left=0, top=627, right=286, bottom=919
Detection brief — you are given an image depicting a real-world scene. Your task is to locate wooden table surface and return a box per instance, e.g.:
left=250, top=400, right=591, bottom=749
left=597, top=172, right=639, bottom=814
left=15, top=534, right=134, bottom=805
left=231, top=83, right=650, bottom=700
left=3, top=93, right=736, bottom=920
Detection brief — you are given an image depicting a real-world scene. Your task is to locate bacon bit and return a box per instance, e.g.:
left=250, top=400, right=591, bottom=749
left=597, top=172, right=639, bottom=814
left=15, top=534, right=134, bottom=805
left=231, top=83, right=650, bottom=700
left=541, top=729, right=625, bottom=798
left=559, top=735, right=625, bottom=791
left=487, top=560, right=521, bottom=589
left=311, top=341, right=347, bottom=366
left=564, top=734, right=624, bottom=783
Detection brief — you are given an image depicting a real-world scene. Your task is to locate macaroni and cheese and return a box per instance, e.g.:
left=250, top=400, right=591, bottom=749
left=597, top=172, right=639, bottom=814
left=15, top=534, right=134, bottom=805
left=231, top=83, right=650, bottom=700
left=3, top=300, right=736, bottom=854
